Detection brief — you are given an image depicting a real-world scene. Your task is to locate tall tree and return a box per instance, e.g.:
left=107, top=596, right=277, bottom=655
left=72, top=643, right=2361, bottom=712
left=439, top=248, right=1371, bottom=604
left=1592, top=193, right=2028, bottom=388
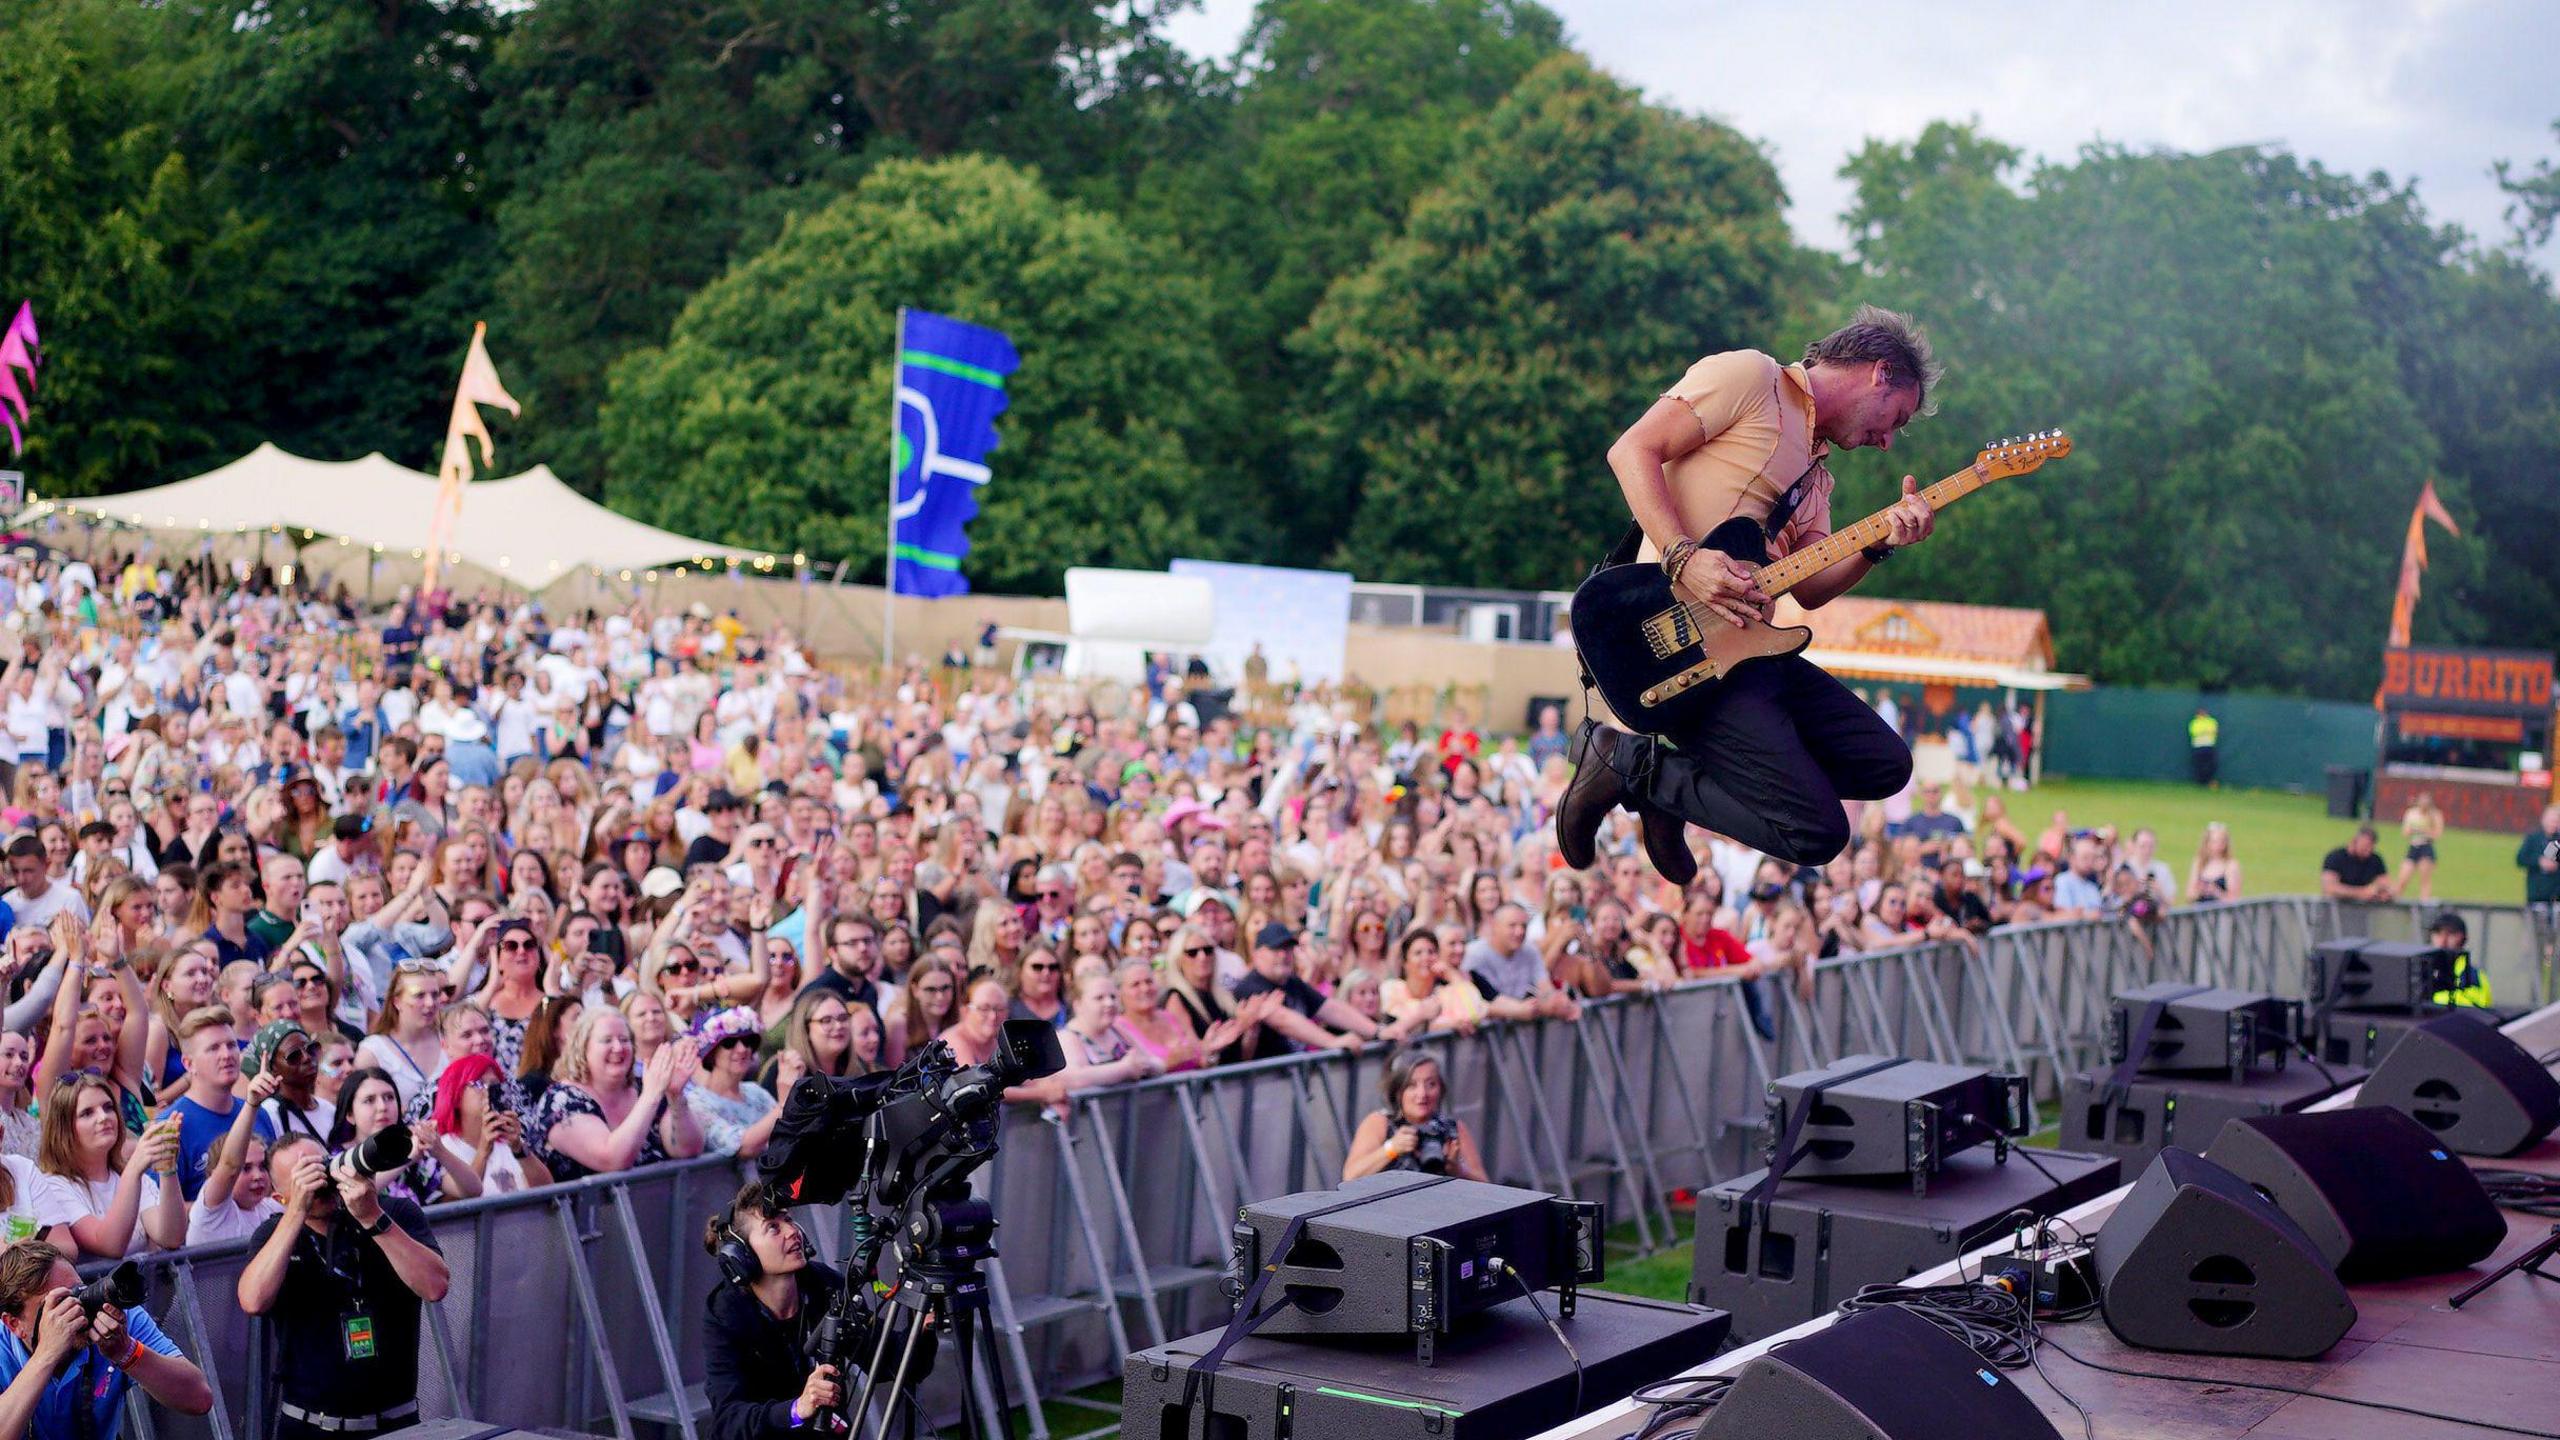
left=1830, top=126, right=2473, bottom=697
left=155, top=0, right=509, bottom=469
left=1294, top=54, right=1803, bottom=588
left=489, top=0, right=1189, bottom=492
left=595, top=155, right=1233, bottom=594
left=1128, top=0, right=1566, bottom=558
left=0, top=2, right=261, bottom=496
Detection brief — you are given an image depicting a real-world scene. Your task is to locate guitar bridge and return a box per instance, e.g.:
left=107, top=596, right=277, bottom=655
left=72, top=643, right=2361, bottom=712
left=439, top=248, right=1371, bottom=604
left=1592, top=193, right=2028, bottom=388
left=1642, top=605, right=1702, bottom=659
left=1640, top=657, right=1719, bottom=707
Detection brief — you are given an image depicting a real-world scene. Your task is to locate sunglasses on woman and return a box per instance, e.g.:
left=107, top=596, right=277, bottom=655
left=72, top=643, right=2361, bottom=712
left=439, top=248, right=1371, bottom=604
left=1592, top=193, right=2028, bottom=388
left=664, top=960, right=705, bottom=978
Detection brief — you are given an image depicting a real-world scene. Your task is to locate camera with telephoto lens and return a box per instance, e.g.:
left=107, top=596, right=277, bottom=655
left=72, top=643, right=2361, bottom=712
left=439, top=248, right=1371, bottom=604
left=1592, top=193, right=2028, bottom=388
left=71, top=1262, right=143, bottom=1319
left=346, top=1123, right=413, bottom=1180
left=1410, top=1115, right=1460, bottom=1174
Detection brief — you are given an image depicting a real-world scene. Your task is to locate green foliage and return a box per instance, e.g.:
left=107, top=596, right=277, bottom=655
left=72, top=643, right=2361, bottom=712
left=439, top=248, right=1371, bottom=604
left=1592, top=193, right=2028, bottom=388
left=0, top=2, right=261, bottom=495
left=2496, top=118, right=2560, bottom=247
left=488, top=0, right=1183, bottom=491
left=154, top=0, right=509, bottom=470
left=1294, top=54, right=1803, bottom=588
left=595, top=156, right=1233, bottom=594
left=1127, top=0, right=1566, bottom=555
left=1823, top=125, right=2529, bottom=697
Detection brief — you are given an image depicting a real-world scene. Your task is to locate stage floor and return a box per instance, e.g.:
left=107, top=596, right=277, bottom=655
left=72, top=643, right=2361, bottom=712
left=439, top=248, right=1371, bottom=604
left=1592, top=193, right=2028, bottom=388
left=1540, top=1002, right=2560, bottom=1440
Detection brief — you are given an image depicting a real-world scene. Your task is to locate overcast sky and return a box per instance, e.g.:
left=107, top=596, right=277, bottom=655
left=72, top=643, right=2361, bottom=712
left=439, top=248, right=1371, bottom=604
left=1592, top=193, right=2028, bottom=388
left=1164, top=0, right=2560, bottom=270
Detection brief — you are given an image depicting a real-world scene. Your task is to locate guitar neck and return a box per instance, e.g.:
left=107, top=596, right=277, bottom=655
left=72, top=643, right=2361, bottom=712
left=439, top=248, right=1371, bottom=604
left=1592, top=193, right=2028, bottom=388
left=1754, top=461, right=1990, bottom=598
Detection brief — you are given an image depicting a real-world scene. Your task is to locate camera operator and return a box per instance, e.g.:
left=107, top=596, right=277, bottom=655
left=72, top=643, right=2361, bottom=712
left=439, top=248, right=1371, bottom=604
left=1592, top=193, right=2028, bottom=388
left=1342, top=1051, right=1487, bottom=1183
left=0, top=1239, right=212, bottom=1440
left=702, top=1180, right=923, bottom=1440
left=236, top=1134, right=450, bottom=1440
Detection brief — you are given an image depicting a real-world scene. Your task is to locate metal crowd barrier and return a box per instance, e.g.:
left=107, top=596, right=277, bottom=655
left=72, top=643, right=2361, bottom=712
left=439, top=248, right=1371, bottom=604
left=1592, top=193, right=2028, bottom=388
left=101, top=895, right=2555, bottom=1439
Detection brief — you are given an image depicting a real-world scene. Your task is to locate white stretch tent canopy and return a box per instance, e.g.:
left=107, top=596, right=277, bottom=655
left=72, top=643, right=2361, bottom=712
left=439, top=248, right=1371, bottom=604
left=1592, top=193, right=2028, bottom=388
left=38, top=443, right=760, bottom=589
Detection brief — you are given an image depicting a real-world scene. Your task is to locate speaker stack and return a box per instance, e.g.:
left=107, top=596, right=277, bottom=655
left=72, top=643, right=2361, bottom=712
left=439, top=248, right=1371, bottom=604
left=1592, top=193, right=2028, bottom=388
left=2059, top=982, right=2359, bottom=1169
left=1122, top=1173, right=1729, bottom=1440
left=1696, top=1304, right=2064, bottom=1440
left=2305, top=935, right=2476, bottom=1066
left=1692, top=1055, right=2119, bottom=1343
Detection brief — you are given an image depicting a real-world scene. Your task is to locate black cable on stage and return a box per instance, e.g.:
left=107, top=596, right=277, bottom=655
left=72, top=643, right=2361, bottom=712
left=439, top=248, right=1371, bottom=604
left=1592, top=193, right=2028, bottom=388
left=1494, top=1259, right=1581, bottom=1420
left=2475, top=1167, right=2560, bottom=1217
left=2038, top=1329, right=2560, bottom=1440
left=1626, top=1376, right=1732, bottom=1440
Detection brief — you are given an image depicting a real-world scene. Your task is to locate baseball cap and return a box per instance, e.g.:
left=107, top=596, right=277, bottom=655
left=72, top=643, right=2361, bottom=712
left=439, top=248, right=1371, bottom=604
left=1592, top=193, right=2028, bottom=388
left=703, top=787, right=745, bottom=813
left=640, top=867, right=685, bottom=900
left=1252, top=921, right=1297, bottom=951
left=332, top=814, right=372, bottom=841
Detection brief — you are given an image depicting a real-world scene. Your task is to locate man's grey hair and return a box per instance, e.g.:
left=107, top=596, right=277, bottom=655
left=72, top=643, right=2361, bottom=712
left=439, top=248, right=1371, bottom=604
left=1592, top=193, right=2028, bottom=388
left=1804, top=304, right=1943, bottom=416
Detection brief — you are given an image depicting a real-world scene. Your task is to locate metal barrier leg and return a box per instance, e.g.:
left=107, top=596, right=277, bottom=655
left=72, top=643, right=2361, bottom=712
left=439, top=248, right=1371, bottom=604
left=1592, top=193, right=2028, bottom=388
left=981, top=1257, right=1051, bottom=1440
left=1481, top=1024, right=1553, bottom=1193
left=1501, top=1026, right=1580, bottom=1201
left=1640, top=991, right=1719, bottom=1186
left=1078, top=1099, right=1171, bottom=1349
left=555, top=1197, right=638, bottom=1440
left=1175, top=1081, right=1239, bottom=1226
left=162, top=1260, right=232, bottom=1440
left=608, top=1186, right=700, bottom=1440
left=1571, top=1019, right=1662, bottom=1250
left=1048, top=1114, right=1136, bottom=1364
left=1846, top=963, right=1896, bottom=1055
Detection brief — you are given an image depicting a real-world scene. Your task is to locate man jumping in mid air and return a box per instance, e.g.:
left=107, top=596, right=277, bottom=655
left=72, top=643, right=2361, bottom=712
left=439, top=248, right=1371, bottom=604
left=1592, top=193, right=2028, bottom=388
left=1559, top=307, right=1943, bottom=881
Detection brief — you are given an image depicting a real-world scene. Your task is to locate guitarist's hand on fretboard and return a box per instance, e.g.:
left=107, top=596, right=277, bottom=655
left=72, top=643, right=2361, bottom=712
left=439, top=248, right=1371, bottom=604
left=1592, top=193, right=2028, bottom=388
left=1881, top=475, right=1937, bottom=548
left=1676, top=547, right=1766, bottom=627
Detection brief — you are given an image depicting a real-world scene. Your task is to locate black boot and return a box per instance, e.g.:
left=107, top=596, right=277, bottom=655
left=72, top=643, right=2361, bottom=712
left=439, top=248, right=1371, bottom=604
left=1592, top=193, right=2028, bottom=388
left=1638, top=803, right=1699, bottom=886
left=1556, top=720, right=1632, bottom=870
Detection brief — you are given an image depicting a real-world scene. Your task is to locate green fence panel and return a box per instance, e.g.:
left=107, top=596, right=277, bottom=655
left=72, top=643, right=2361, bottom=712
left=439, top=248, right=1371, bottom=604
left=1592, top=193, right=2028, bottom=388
left=2045, top=686, right=2378, bottom=792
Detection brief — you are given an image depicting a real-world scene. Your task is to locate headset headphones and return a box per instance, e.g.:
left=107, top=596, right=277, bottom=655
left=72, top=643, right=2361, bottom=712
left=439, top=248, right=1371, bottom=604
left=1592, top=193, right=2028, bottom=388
left=714, top=1190, right=767, bottom=1286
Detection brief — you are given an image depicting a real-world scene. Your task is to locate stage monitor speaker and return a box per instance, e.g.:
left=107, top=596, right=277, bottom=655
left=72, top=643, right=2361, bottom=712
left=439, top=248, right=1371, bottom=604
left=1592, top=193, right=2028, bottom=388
left=2358, top=1012, right=2560, bottom=1157
left=1228, top=1173, right=1600, bottom=1351
left=1765, top=1055, right=2030, bottom=1183
left=2204, top=1108, right=2504, bottom=1280
left=1697, top=1303, right=2062, bottom=1440
left=2106, top=983, right=2297, bottom=1077
left=2307, top=937, right=2451, bottom=1013
left=1123, top=1291, right=1728, bottom=1440
left=2093, top=1147, right=2355, bottom=1360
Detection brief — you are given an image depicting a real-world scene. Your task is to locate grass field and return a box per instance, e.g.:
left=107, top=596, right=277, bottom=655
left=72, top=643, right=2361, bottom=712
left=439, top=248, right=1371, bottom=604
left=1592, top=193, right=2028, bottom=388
left=1985, top=775, right=2533, bottom=906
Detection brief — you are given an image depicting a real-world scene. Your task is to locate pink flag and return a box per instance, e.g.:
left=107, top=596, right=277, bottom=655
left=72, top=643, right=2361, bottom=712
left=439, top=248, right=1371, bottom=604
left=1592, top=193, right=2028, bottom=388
left=0, top=301, right=34, bottom=457
left=4, top=303, right=35, bottom=356
left=0, top=366, right=23, bottom=426
left=424, top=321, right=521, bottom=590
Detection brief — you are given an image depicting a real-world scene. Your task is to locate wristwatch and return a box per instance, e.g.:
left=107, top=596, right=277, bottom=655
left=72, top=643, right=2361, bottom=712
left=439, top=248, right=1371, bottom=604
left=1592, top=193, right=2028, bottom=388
left=1861, top=542, right=1894, bottom=565
left=359, top=1211, right=395, bottom=1238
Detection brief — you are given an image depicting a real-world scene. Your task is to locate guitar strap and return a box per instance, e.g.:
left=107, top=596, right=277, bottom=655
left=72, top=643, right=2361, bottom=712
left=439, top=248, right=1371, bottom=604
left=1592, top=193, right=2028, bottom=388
left=1593, top=457, right=1823, bottom=572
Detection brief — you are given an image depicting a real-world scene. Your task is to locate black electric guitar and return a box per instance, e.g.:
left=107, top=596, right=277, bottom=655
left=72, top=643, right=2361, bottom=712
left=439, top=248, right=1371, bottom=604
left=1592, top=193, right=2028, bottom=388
left=1571, top=431, right=2072, bottom=734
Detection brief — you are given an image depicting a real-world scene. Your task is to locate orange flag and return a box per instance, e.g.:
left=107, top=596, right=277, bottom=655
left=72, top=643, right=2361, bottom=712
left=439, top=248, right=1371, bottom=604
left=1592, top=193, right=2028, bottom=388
left=2384, top=478, right=2460, bottom=649
left=424, top=322, right=521, bottom=591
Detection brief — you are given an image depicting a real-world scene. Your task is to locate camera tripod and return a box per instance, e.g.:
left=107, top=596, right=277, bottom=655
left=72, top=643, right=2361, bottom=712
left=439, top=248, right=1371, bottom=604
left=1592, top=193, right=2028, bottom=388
left=837, top=1194, right=1017, bottom=1440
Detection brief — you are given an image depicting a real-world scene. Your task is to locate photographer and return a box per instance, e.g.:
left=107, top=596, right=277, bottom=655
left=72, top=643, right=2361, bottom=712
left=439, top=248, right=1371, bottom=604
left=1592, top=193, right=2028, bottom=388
left=1342, top=1051, right=1487, bottom=1183
left=237, top=1134, right=450, bottom=1440
left=702, top=1181, right=919, bottom=1440
left=0, top=1239, right=212, bottom=1440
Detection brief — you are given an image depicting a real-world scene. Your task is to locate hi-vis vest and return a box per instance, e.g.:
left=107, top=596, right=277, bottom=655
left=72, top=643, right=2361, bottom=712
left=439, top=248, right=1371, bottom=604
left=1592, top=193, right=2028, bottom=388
left=2188, top=712, right=2219, bottom=748
left=2434, top=947, right=2494, bottom=1008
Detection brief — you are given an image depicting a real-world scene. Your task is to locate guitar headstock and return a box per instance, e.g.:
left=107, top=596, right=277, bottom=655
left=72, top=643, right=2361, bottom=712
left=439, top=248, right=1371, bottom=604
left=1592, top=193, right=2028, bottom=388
left=1975, top=430, right=2072, bottom=480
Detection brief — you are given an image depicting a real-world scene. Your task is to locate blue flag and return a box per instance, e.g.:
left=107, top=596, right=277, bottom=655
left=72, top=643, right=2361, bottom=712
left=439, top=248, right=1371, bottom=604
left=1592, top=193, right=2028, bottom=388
left=890, top=310, right=1019, bottom=596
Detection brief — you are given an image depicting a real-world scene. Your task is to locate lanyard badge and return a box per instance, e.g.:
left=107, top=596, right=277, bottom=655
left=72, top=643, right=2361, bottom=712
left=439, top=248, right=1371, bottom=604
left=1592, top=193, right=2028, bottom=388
left=342, top=1314, right=376, bottom=1362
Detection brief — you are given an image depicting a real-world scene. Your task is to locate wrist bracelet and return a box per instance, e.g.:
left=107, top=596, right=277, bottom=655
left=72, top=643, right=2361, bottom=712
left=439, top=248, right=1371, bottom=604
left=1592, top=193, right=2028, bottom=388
left=1659, top=538, right=1699, bottom=583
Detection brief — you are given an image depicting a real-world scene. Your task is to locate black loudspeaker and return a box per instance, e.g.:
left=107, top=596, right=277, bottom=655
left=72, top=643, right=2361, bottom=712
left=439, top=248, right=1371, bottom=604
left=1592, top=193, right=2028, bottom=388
left=2312, top=1004, right=2499, bottom=1067
left=2358, top=1012, right=2560, bottom=1157
left=1697, top=1303, right=2062, bottom=1440
left=1694, top=1147, right=2120, bottom=1343
left=2204, top=1109, right=2505, bottom=1280
left=1764, top=1055, right=2030, bottom=1183
left=1228, top=1174, right=1599, bottom=1350
left=2307, top=937, right=2452, bottom=1013
left=1122, top=1291, right=1728, bottom=1440
left=2093, top=1147, right=2355, bottom=1360
left=2058, top=1061, right=2362, bottom=1171
left=2106, top=983, right=2297, bottom=1077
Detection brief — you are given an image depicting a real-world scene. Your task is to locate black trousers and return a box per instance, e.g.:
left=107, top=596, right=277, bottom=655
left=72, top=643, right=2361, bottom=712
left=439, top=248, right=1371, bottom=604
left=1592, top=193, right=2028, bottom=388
left=1635, top=655, right=1912, bottom=866
left=2191, top=745, right=2218, bottom=786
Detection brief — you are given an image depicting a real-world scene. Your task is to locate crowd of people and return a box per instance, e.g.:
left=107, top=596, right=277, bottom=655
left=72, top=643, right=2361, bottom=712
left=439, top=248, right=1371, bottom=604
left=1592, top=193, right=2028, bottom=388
left=0, top=540, right=2292, bottom=1254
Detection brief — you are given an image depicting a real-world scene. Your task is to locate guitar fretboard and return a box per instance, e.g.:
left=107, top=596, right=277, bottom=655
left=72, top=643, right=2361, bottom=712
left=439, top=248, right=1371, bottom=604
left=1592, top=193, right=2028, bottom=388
left=1751, top=461, right=1990, bottom=599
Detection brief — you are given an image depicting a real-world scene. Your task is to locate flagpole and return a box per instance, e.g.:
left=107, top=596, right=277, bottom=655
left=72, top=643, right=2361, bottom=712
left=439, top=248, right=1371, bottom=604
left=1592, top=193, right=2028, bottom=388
left=884, top=307, right=906, bottom=673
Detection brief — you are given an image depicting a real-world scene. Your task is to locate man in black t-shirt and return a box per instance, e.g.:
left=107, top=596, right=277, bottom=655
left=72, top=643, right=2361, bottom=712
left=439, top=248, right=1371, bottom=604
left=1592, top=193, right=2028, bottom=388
left=1230, top=923, right=1386, bottom=1061
left=2319, top=826, right=2397, bottom=902
left=237, top=1135, right=451, bottom=1440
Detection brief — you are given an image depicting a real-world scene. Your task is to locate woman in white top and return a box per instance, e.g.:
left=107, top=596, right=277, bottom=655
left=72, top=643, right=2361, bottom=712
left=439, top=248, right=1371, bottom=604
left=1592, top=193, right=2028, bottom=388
left=357, top=964, right=450, bottom=1110
left=33, top=1075, right=185, bottom=1258
left=0, top=1031, right=38, bottom=1160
